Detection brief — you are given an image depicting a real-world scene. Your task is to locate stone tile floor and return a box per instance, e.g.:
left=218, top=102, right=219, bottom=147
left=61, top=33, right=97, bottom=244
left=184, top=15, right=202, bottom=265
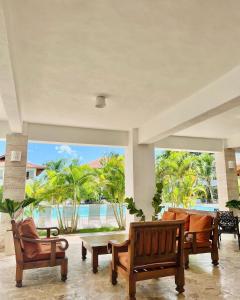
left=0, top=234, right=240, bottom=300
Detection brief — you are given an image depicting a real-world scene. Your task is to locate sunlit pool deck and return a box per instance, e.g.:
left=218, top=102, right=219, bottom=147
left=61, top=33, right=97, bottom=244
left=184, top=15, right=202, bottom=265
left=0, top=234, right=239, bottom=300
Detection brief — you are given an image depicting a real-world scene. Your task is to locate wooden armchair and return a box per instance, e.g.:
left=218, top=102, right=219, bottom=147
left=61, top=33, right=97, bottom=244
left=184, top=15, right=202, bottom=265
left=109, top=220, right=185, bottom=300
left=11, top=218, right=69, bottom=287
left=168, top=208, right=219, bottom=269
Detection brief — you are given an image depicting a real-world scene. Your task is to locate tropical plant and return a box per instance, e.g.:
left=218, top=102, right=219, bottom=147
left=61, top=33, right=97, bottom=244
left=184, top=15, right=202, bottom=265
left=152, top=182, right=164, bottom=220
left=98, top=154, right=126, bottom=229
left=125, top=197, right=145, bottom=221
left=0, top=197, right=37, bottom=220
left=40, top=163, right=94, bottom=233
left=226, top=199, right=240, bottom=210
left=196, top=153, right=216, bottom=203
left=156, top=151, right=206, bottom=208
left=25, top=180, right=46, bottom=217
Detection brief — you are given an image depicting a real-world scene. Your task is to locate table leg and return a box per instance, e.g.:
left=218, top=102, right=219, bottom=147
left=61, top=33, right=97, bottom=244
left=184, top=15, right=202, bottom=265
left=82, top=242, right=87, bottom=260
left=92, top=249, right=98, bottom=273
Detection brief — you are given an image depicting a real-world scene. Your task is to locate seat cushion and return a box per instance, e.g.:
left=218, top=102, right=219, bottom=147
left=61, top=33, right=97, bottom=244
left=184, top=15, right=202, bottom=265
left=118, top=252, right=128, bottom=269
left=17, top=218, right=42, bottom=259
left=189, top=214, right=213, bottom=242
left=23, top=241, right=65, bottom=262
left=175, top=212, right=190, bottom=231
left=162, top=211, right=175, bottom=221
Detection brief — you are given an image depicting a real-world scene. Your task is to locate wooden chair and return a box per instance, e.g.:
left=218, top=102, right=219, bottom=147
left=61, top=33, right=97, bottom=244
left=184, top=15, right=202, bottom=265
left=168, top=208, right=219, bottom=268
left=11, top=219, right=69, bottom=287
left=109, top=220, right=185, bottom=300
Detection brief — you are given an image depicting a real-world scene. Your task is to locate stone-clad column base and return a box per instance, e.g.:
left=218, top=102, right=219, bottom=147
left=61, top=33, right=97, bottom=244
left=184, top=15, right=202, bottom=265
left=215, top=148, right=239, bottom=211
left=0, top=134, right=28, bottom=250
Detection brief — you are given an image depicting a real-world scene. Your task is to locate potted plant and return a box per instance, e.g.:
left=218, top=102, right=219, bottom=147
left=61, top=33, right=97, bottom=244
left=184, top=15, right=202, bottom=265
left=125, top=182, right=165, bottom=222
left=125, top=197, right=146, bottom=222
left=0, top=197, right=36, bottom=255
left=226, top=199, right=240, bottom=217
left=152, top=182, right=164, bottom=220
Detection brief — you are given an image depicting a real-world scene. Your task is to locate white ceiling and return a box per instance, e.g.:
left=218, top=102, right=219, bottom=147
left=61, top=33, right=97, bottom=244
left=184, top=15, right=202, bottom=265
left=2, top=0, right=240, bottom=132
left=176, top=106, right=240, bottom=139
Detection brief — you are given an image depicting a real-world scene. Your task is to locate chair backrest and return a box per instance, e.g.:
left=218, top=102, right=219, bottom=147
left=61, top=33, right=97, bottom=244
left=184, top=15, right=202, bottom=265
left=218, top=210, right=236, bottom=227
left=127, top=220, right=184, bottom=271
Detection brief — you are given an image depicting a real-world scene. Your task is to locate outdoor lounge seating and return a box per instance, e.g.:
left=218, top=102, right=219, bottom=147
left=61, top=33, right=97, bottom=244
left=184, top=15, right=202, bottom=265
left=11, top=218, right=69, bottom=287
left=109, top=220, right=185, bottom=300
left=218, top=210, right=240, bottom=249
left=163, top=208, right=219, bottom=269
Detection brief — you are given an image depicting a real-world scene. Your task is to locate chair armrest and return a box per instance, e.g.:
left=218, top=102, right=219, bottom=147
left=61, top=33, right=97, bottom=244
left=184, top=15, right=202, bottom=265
left=37, top=227, right=60, bottom=237
left=20, top=236, right=69, bottom=250
left=107, top=239, right=130, bottom=254
left=185, top=227, right=214, bottom=236
left=20, top=236, right=69, bottom=266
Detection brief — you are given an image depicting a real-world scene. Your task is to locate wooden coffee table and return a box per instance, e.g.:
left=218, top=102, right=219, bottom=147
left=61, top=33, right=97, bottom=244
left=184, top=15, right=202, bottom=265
left=80, top=233, right=128, bottom=273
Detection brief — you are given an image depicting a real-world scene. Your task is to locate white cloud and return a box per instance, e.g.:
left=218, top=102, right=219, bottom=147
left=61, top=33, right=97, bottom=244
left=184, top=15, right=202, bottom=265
left=55, top=144, right=76, bottom=156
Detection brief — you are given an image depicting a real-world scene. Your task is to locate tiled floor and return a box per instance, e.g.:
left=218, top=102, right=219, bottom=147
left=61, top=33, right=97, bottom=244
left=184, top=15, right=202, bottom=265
left=0, top=234, right=239, bottom=300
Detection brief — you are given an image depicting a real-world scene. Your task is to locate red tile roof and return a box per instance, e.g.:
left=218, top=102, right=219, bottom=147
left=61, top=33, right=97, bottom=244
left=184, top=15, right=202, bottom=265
left=0, top=155, right=45, bottom=170
left=88, top=158, right=102, bottom=169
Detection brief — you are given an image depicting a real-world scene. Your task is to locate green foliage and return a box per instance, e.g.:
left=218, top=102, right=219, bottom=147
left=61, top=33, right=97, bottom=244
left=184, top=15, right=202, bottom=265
left=156, top=151, right=208, bottom=208
left=226, top=199, right=240, bottom=209
left=152, top=182, right=164, bottom=220
left=125, top=197, right=145, bottom=221
left=0, top=197, right=37, bottom=219
left=98, top=154, right=126, bottom=229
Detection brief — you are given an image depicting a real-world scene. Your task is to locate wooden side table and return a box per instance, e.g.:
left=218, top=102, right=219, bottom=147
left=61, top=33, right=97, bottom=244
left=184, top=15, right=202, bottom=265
left=80, top=233, right=128, bottom=273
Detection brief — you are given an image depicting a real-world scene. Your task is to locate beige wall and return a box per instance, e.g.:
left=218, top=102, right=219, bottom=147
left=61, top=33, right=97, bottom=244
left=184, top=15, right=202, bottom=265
left=215, top=148, right=239, bottom=210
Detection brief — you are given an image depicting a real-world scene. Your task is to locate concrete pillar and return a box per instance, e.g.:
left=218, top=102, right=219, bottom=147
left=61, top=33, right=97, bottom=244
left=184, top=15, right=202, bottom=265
left=125, top=129, right=155, bottom=221
left=215, top=148, right=239, bottom=210
left=0, top=134, right=28, bottom=249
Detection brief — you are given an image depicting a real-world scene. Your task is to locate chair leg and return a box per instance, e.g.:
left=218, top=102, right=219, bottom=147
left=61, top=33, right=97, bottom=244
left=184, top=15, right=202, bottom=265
left=127, top=277, right=136, bottom=300
left=175, top=266, right=185, bottom=293
left=211, top=248, right=219, bottom=266
left=16, top=265, right=23, bottom=288
left=184, top=252, right=189, bottom=269
left=61, top=258, right=68, bottom=282
left=110, top=262, right=118, bottom=285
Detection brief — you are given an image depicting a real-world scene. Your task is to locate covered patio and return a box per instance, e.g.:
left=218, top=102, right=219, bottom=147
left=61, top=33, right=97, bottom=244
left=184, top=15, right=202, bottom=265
left=1, top=1, right=240, bottom=299
left=0, top=234, right=239, bottom=299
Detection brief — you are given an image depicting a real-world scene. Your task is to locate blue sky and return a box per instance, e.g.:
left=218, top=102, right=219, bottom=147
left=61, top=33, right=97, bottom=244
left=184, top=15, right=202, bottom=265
left=1, top=140, right=234, bottom=165
left=0, top=140, right=164, bottom=165
left=0, top=140, right=126, bottom=165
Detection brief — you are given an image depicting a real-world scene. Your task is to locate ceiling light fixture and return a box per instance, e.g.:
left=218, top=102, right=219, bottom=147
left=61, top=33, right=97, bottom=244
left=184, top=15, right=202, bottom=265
left=95, top=95, right=107, bottom=108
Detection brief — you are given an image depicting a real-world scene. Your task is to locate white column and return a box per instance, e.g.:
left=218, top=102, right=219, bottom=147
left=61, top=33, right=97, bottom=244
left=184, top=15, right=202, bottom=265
left=0, top=134, right=28, bottom=250
left=125, top=129, right=155, bottom=222
left=215, top=148, right=239, bottom=210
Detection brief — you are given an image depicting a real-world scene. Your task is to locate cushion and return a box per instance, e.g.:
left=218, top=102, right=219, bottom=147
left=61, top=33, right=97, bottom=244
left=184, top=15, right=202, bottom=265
left=175, top=212, right=190, bottom=231
left=17, top=218, right=42, bottom=259
left=23, top=241, right=65, bottom=262
left=162, top=211, right=175, bottom=221
left=189, top=214, right=213, bottom=242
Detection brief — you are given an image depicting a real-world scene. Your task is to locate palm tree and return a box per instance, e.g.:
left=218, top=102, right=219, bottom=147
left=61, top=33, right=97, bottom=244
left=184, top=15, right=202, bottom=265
left=156, top=151, right=205, bottom=208
left=196, top=153, right=216, bottom=203
left=63, top=164, right=94, bottom=232
left=98, top=154, right=126, bottom=229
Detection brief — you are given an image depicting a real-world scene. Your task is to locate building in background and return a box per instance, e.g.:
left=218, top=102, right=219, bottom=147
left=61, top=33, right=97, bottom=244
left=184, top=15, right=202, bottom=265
left=0, top=155, right=45, bottom=185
